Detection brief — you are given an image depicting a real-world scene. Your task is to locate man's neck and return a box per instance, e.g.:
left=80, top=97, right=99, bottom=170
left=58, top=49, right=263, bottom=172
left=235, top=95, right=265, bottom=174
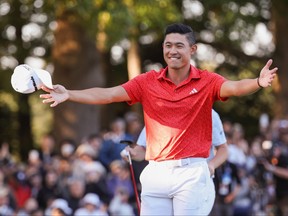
left=167, top=65, right=191, bottom=86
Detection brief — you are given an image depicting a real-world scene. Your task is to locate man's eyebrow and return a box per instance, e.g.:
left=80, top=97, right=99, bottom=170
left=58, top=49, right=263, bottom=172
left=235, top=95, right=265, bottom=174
left=164, top=41, right=185, bottom=45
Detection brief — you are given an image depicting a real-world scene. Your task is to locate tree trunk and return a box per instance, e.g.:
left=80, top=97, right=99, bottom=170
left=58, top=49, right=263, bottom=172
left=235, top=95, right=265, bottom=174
left=128, top=39, right=141, bottom=80
left=51, top=11, right=105, bottom=145
left=127, top=38, right=143, bottom=116
left=272, top=1, right=288, bottom=118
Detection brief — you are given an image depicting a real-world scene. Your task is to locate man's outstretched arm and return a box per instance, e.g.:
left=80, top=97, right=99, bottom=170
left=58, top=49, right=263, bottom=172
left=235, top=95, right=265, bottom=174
left=40, top=85, right=130, bottom=107
left=220, top=59, right=278, bottom=98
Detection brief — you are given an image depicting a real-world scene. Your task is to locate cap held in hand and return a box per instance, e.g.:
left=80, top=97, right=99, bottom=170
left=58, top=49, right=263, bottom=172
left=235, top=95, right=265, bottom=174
left=11, top=64, right=53, bottom=94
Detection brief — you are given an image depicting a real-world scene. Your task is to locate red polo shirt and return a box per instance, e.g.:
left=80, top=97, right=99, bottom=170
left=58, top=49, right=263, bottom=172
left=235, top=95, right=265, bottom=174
left=122, top=65, right=227, bottom=161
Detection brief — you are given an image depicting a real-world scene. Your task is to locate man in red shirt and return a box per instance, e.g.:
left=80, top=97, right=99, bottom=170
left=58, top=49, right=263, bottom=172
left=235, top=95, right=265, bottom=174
left=40, top=23, right=277, bottom=215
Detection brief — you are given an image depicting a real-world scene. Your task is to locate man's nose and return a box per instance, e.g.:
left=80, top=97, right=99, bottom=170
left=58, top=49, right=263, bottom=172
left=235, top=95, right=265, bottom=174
left=169, top=46, right=178, bottom=53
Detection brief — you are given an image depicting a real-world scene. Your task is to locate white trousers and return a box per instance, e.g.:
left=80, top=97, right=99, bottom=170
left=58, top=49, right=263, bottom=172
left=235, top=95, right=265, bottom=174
left=139, top=158, right=215, bottom=216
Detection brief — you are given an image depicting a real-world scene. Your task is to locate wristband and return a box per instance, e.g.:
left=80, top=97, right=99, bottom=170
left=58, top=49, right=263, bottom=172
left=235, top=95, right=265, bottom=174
left=257, top=77, right=263, bottom=88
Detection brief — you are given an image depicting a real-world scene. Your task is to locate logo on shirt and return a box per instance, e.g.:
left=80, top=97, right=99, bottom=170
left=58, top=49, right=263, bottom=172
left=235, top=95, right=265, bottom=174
left=189, top=88, right=198, bottom=94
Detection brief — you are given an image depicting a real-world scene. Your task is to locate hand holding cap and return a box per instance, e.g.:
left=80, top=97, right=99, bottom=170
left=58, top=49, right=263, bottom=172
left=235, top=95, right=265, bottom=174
left=11, top=64, right=53, bottom=94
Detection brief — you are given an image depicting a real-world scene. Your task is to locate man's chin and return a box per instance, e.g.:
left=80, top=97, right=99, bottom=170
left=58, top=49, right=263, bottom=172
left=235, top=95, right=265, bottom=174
left=168, top=64, right=180, bottom=70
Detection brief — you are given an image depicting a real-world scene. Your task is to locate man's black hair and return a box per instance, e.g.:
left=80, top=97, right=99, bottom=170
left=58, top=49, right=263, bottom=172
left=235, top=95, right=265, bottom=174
left=165, top=23, right=192, bottom=34
left=164, top=23, right=196, bottom=45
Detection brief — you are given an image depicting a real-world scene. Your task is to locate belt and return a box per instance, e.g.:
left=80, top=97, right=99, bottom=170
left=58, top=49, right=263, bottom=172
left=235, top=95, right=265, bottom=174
left=149, top=157, right=206, bottom=168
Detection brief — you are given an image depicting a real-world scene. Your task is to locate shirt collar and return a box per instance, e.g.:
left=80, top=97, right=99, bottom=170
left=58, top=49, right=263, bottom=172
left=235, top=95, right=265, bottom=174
left=156, top=65, right=201, bottom=82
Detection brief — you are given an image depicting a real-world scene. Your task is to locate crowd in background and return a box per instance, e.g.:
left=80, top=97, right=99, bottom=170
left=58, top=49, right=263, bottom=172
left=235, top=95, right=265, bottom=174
left=0, top=111, right=288, bottom=216
left=210, top=114, right=288, bottom=216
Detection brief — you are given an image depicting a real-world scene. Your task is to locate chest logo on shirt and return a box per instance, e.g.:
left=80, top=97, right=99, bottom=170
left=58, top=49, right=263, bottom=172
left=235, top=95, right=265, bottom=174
left=189, top=88, right=198, bottom=94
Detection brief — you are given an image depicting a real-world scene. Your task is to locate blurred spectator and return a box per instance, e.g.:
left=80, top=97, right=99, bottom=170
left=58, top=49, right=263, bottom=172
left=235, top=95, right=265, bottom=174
left=0, top=186, right=14, bottom=215
left=45, top=198, right=72, bottom=216
left=232, top=123, right=249, bottom=155
left=74, top=193, right=108, bottom=216
left=99, top=118, right=134, bottom=169
left=263, top=143, right=288, bottom=216
left=222, top=118, right=233, bottom=137
left=242, top=137, right=273, bottom=214
left=27, top=150, right=43, bottom=174
left=56, top=157, right=73, bottom=199
left=108, top=187, right=136, bottom=216
left=0, top=168, right=17, bottom=211
left=233, top=167, right=253, bottom=216
left=103, top=118, right=133, bottom=143
left=8, top=165, right=31, bottom=209
left=16, top=197, right=43, bottom=216
left=106, top=160, right=134, bottom=199
left=84, top=162, right=110, bottom=206
left=26, top=170, right=43, bottom=199
left=210, top=160, right=241, bottom=216
left=37, top=134, right=57, bottom=167
left=72, top=143, right=106, bottom=180
left=36, top=169, right=61, bottom=210
left=226, top=132, right=246, bottom=167
left=59, top=139, right=76, bottom=161
left=274, top=119, right=288, bottom=154
left=64, top=178, right=86, bottom=214
left=245, top=137, right=264, bottom=174
left=124, top=111, right=143, bottom=141
left=86, top=133, right=104, bottom=160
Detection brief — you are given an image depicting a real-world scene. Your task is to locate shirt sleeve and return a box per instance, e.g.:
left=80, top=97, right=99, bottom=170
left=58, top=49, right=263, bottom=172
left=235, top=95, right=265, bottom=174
left=211, top=109, right=227, bottom=146
left=136, top=127, right=146, bottom=147
left=121, top=73, right=147, bottom=105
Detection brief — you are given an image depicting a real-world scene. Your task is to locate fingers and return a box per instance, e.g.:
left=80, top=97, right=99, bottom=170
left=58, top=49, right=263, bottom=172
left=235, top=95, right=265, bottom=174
left=41, top=84, right=60, bottom=93
left=40, top=94, right=55, bottom=107
left=265, top=59, right=273, bottom=69
left=271, top=67, right=278, bottom=74
left=40, top=94, right=51, bottom=99
left=40, top=95, right=58, bottom=107
left=268, top=71, right=277, bottom=86
left=264, top=59, right=277, bottom=74
left=125, top=146, right=133, bottom=154
left=259, top=59, right=278, bottom=88
left=50, top=101, right=58, bottom=107
left=40, top=85, right=64, bottom=108
left=41, top=86, right=52, bottom=92
left=42, top=98, right=55, bottom=104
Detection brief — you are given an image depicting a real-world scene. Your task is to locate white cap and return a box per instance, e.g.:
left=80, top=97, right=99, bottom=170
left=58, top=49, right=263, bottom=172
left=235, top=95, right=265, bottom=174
left=50, top=199, right=72, bottom=215
left=11, top=64, right=53, bottom=94
left=82, top=193, right=101, bottom=206
left=75, top=144, right=96, bottom=158
left=84, top=161, right=106, bottom=176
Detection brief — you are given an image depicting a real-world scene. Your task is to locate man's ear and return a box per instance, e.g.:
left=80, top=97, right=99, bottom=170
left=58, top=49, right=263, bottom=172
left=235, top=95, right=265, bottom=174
left=190, top=44, right=197, bottom=55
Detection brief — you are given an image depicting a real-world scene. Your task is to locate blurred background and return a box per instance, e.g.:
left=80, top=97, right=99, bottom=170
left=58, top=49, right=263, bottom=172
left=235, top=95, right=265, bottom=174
left=0, top=0, right=287, bottom=158
left=0, top=1, right=288, bottom=215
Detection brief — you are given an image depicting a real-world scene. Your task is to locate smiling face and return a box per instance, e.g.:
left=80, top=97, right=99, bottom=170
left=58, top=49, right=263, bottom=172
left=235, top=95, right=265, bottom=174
left=163, top=33, right=197, bottom=71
